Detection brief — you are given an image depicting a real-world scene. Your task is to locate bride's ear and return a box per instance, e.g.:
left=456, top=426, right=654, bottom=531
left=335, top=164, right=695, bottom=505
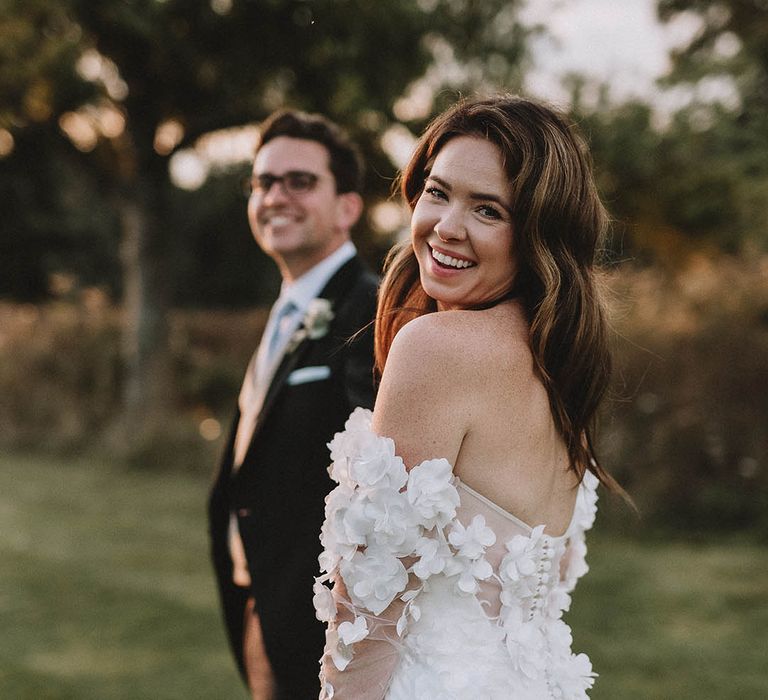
left=335, top=192, right=364, bottom=231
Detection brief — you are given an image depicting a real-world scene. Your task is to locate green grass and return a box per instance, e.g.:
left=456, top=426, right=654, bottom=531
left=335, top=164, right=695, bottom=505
left=1, top=453, right=767, bottom=699
left=571, top=529, right=768, bottom=699
left=0, top=452, right=247, bottom=700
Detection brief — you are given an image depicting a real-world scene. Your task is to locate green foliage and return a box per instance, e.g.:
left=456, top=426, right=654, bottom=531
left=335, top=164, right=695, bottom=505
left=169, top=168, right=282, bottom=307
left=575, top=98, right=768, bottom=257
left=0, top=298, right=266, bottom=457
left=598, top=254, right=768, bottom=534
left=652, top=0, right=768, bottom=249
left=0, top=0, right=530, bottom=303
left=0, top=0, right=96, bottom=128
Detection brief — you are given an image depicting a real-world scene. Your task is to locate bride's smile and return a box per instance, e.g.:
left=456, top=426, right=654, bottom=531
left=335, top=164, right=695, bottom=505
left=411, top=135, right=517, bottom=311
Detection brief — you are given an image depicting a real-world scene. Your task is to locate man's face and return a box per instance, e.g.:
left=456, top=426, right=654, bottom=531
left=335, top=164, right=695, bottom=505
left=247, top=136, right=348, bottom=277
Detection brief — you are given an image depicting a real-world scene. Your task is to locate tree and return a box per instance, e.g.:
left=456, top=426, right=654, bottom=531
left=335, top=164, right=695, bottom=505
left=0, top=0, right=531, bottom=446
left=656, top=0, right=768, bottom=248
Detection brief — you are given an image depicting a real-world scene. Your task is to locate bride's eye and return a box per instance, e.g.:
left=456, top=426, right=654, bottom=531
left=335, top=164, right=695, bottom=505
left=424, top=185, right=447, bottom=201
left=477, top=204, right=502, bottom=220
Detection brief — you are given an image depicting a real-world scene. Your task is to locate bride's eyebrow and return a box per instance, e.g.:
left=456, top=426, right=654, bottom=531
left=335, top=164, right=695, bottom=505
left=429, top=174, right=508, bottom=208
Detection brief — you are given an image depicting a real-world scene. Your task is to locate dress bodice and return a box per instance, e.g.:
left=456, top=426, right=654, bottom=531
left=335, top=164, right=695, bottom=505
left=314, top=408, right=599, bottom=699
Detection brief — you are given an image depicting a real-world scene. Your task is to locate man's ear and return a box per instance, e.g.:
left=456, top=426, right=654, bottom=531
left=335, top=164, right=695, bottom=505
left=336, top=192, right=364, bottom=231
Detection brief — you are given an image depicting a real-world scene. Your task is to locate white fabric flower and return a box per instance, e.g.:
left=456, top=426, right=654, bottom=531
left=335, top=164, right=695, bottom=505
left=500, top=526, right=544, bottom=583
left=320, top=488, right=373, bottom=567
left=349, top=432, right=407, bottom=491
left=340, top=545, right=408, bottom=615
left=448, top=515, right=496, bottom=559
left=572, top=471, right=599, bottom=532
left=545, top=618, right=574, bottom=658
left=502, top=604, right=547, bottom=680
left=313, top=579, right=337, bottom=622
left=545, top=586, right=573, bottom=619
left=339, top=494, right=375, bottom=545
left=562, top=537, right=589, bottom=592
left=338, top=615, right=369, bottom=645
left=412, top=536, right=458, bottom=580
left=324, top=628, right=350, bottom=671
left=456, top=556, right=494, bottom=594
left=344, top=407, right=373, bottom=433
left=551, top=651, right=597, bottom=699
left=406, top=459, right=460, bottom=528
left=364, top=488, right=421, bottom=555
left=323, top=483, right=355, bottom=519
left=326, top=615, right=369, bottom=672
left=327, top=455, right=351, bottom=487
left=327, top=409, right=373, bottom=485
left=318, top=547, right=340, bottom=576
left=319, top=485, right=358, bottom=571
left=329, top=417, right=407, bottom=491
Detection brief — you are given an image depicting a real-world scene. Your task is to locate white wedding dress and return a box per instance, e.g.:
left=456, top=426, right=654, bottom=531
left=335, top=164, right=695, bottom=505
left=314, top=408, right=599, bottom=699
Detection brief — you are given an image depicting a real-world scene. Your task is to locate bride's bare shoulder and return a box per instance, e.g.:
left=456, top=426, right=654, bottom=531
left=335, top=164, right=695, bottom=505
left=388, top=311, right=479, bottom=370
left=384, top=304, right=529, bottom=387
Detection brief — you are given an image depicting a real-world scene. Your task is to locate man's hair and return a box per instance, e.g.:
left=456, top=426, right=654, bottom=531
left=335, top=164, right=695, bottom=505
left=257, top=110, right=364, bottom=194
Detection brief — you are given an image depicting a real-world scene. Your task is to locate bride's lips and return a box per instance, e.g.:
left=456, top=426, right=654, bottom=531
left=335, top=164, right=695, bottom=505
left=427, top=244, right=477, bottom=276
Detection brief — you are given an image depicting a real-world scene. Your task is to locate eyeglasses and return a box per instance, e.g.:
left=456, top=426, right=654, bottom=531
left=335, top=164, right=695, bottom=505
left=243, top=170, right=320, bottom=198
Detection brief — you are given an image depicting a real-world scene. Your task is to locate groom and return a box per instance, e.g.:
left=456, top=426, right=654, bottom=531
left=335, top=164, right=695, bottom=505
left=208, top=110, right=378, bottom=699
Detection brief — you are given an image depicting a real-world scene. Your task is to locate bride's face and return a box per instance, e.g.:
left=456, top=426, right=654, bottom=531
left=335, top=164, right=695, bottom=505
left=411, top=136, right=516, bottom=311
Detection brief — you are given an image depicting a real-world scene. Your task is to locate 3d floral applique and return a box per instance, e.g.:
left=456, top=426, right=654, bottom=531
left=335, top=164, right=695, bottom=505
left=365, top=489, right=422, bottom=555
left=448, top=514, right=496, bottom=558
left=406, top=458, right=461, bottom=528
left=502, top=604, right=548, bottom=680
left=340, top=545, right=409, bottom=615
left=500, top=526, right=545, bottom=584
left=316, top=408, right=600, bottom=698
left=412, top=536, right=458, bottom=580
left=313, top=579, right=337, bottom=622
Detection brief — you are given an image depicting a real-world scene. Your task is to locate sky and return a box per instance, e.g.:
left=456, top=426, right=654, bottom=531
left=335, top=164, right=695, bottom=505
left=521, top=0, right=703, bottom=110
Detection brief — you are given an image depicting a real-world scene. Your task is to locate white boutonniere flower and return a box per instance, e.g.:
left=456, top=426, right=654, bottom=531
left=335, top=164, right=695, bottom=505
left=285, top=298, right=335, bottom=354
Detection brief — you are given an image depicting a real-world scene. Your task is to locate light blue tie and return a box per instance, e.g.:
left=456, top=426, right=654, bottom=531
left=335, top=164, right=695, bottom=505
left=265, top=298, right=298, bottom=367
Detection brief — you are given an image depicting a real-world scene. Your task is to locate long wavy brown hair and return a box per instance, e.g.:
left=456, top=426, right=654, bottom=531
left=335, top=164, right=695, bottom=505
left=376, top=95, right=622, bottom=492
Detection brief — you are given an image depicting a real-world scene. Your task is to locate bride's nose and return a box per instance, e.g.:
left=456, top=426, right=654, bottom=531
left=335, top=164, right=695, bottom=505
left=434, top=209, right=467, bottom=242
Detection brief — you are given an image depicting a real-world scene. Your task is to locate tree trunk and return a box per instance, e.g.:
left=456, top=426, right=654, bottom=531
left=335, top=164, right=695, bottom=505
left=116, top=177, right=173, bottom=450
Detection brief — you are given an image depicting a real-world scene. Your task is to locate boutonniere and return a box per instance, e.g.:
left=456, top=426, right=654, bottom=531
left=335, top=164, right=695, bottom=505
left=285, top=298, right=335, bottom=354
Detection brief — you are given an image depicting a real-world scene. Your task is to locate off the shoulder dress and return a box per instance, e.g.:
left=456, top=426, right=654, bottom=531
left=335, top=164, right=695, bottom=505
left=313, top=408, right=599, bottom=699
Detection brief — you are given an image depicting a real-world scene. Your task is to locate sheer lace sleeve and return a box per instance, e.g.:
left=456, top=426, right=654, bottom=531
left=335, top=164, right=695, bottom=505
left=314, top=408, right=462, bottom=699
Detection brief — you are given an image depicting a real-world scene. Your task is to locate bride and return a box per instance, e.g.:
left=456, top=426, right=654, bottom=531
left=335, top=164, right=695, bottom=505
left=313, top=95, right=623, bottom=699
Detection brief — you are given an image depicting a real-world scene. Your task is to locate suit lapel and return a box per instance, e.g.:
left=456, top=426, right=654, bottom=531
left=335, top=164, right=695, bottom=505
left=247, top=255, right=366, bottom=443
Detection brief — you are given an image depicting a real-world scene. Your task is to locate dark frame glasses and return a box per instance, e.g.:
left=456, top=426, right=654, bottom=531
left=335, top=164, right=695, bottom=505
left=243, top=170, right=320, bottom=197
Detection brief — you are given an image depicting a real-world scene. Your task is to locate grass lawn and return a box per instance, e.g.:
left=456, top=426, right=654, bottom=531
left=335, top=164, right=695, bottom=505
left=1, top=453, right=766, bottom=699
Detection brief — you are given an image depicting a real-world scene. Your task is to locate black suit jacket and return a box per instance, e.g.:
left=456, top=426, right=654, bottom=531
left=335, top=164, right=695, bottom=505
left=208, top=255, right=378, bottom=698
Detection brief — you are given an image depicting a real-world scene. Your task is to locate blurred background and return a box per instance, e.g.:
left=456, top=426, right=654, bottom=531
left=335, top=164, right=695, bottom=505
left=1, top=0, right=766, bottom=697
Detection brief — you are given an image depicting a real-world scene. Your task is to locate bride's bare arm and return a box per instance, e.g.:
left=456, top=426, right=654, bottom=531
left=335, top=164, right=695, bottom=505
left=372, top=314, right=472, bottom=469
